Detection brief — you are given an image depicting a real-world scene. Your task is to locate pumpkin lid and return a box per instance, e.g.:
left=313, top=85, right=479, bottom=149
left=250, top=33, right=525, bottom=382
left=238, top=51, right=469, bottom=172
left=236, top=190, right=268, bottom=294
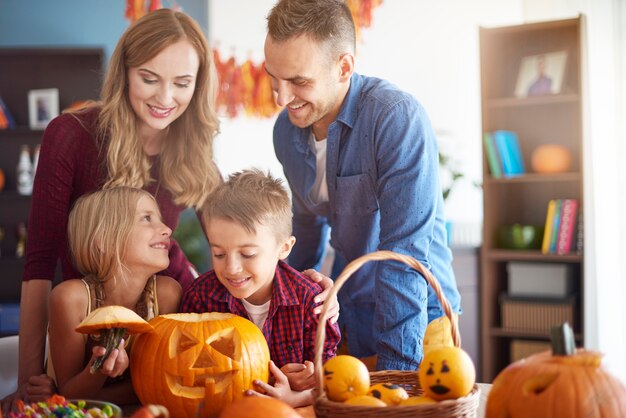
left=75, top=305, right=154, bottom=334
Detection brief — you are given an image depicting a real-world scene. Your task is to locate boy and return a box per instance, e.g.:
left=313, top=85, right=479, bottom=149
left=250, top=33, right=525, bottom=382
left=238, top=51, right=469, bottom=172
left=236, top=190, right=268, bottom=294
left=180, top=169, right=341, bottom=407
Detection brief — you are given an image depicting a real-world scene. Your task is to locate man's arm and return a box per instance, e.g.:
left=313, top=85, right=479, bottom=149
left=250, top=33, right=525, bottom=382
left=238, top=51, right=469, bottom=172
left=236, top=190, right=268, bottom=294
left=372, top=100, right=450, bottom=370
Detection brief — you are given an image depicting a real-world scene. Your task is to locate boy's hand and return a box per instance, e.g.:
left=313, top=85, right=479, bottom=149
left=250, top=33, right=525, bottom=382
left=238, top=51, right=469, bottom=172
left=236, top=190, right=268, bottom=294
left=303, top=269, right=340, bottom=324
left=90, top=339, right=128, bottom=378
left=245, top=360, right=313, bottom=408
left=281, top=361, right=315, bottom=391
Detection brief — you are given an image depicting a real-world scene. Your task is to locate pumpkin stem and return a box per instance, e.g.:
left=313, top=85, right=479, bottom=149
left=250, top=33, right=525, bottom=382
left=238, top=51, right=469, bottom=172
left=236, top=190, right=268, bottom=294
left=550, top=322, right=575, bottom=356
left=90, top=327, right=126, bottom=374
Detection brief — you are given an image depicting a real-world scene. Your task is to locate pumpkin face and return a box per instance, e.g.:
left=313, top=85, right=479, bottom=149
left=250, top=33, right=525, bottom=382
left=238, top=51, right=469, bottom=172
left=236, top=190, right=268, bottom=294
left=368, top=382, right=409, bottom=405
left=485, top=349, right=626, bottom=418
left=130, top=312, right=270, bottom=418
left=418, top=346, right=475, bottom=401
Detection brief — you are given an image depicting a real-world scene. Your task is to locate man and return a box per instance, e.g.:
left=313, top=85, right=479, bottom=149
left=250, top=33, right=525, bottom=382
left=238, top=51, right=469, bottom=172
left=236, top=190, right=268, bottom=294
left=264, top=0, right=461, bottom=371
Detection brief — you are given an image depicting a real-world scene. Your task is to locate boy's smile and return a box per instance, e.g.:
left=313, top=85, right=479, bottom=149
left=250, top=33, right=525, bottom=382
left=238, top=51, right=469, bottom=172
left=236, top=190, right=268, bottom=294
left=206, top=217, right=295, bottom=306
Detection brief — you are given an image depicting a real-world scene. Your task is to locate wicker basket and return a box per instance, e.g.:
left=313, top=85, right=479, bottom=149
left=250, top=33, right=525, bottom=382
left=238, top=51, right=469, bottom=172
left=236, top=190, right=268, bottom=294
left=313, top=250, right=480, bottom=418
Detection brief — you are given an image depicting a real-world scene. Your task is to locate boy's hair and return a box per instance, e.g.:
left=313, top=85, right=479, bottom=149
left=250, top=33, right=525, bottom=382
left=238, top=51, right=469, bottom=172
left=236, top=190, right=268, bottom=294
left=202, top=169, right=292, bottom=241
left=266, top=0, right=356, bottom=59
left=68, top=186, right=158, bottom=281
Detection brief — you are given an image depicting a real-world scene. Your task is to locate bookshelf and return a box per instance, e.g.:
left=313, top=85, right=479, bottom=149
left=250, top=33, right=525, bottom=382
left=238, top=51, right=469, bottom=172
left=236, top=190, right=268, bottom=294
left=479, top=16, right=585, bottom=382
left=0, top=48, right=103, bottom=312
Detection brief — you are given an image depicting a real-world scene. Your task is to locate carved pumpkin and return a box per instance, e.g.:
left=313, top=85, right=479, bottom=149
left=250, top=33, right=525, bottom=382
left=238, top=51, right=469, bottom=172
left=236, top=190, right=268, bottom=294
left=130, top=312, right=270, bottom=418
left=418, top=346, right=476, bottom=401
left=486, top=323, right=626, bottom=418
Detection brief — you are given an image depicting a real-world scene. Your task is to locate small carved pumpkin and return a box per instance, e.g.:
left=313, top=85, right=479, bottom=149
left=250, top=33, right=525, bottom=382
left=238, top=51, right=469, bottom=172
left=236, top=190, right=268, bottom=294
left=418, top=345, right=476, bottom=401
left=130, top=312, right=270, bottom=418
left=486, top=323, right=626, bottom=418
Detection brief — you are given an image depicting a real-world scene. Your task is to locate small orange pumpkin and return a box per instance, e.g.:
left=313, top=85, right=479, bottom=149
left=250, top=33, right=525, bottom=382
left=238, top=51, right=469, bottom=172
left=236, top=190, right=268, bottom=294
left=418, top=345, right=476, bottom=401
left=530, top=144, right=572, bottom=174
left=130, top=312, right=270, bottom=418
left=218, top=397, right=300, bottom=418
left=486, top=323, right=626, bottom=418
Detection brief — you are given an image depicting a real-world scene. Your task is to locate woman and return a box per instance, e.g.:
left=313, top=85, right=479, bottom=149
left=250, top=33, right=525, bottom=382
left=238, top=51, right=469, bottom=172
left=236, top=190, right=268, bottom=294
left=2, top=9, right=336, bottom=412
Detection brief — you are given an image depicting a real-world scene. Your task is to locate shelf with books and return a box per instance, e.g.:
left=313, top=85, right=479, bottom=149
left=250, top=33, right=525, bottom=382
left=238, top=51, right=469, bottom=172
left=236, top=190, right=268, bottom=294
left=484, top=172, right=581, bottom=184
left=479, top=16, right=585, bottom=382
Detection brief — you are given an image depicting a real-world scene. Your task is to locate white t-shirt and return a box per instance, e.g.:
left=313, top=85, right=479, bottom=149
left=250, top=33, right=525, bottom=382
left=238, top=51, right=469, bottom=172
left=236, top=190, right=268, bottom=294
left=308, top=133, right=329, bottom=203
left=241, top=298, right=271, bottom=330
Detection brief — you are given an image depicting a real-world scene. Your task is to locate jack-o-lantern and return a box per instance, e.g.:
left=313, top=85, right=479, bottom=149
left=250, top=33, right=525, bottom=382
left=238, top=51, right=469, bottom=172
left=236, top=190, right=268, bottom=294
left=486, top=323, right=626, bottom=418
left=130, top=312, right=270, bottom=418
left=418, top=346, right=476, bottom=401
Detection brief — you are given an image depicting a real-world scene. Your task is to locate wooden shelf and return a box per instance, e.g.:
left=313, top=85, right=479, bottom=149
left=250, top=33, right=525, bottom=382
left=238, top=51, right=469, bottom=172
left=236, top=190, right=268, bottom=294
left=0, top=47, right=103, bottom=299
left=490, top=327, right=583, bottom=341
left=485, top=250, right=582, bottom=263
left=484, top=172, right=581, bottom=184
left=479, top=16, right=585, bottom=382
left=486, top=93, right=580, bottom=108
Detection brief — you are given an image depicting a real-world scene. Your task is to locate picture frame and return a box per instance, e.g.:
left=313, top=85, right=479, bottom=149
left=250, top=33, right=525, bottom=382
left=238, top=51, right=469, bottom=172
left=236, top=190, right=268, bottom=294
left=514, top=51, right=568, bottom=98
left=28, top=88, right=59, bottom=130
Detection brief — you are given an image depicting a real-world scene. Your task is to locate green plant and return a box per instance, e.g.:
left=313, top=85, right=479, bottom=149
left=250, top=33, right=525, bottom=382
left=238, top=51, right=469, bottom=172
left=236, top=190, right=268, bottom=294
left=439, top=151, right=464, bottom=201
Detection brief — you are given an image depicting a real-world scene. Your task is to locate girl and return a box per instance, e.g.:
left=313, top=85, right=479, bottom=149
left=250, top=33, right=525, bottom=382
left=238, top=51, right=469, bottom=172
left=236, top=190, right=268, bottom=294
left=47, top=187, right=181, bottom=404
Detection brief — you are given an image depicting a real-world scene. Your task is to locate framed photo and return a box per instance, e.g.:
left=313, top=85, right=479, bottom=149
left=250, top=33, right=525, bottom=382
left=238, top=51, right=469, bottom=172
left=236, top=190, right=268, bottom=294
left=28, top=88, right=59, bottom=130
left=514, top=51, right=568, bottom=98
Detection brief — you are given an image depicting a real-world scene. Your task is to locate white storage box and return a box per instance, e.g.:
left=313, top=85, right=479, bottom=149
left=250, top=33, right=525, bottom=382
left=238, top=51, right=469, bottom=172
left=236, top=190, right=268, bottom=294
left=507, top=262, right=575, bottom=297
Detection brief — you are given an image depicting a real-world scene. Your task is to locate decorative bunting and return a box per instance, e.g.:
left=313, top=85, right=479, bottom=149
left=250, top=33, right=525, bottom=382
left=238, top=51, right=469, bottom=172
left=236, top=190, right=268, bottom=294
left=213, top=49, right=280, bottom=119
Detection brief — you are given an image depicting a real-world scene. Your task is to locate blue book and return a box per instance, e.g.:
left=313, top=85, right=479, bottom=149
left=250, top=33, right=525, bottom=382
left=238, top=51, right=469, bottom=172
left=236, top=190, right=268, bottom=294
left=493, top=130, right=524, bottom=177
left=493, top=130, right=515, bottom=176
left=0, top=96, right=16, bottom=129
left=504, top=131, right=525, bottom=175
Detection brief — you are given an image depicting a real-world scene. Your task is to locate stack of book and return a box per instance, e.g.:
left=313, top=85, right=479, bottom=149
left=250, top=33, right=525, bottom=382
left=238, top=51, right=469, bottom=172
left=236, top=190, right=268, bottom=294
left=0, top=96, right=16, bottom=129
left=483, top=130, right=525, bottom=178
left=541, top=198, right=580, bottom=255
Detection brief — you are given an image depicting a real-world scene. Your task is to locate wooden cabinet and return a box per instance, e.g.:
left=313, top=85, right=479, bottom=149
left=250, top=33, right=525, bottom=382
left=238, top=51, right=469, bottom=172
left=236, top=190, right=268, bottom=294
left=0, top=48, right=103, bottom=303
left=479, top=16, right=585, bottom=381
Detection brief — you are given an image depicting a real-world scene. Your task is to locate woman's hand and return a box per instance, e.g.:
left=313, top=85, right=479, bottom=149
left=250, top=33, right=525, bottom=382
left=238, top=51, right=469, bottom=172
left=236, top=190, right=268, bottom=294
left=245, top=360, right=313, bottom=408
left=90, top=339, right=128, bottom=378
left=302, top=269, right=340, bottom=324
left=280, top=361, right=315, bottom=391
left=1, top=375, right=57, bottom=414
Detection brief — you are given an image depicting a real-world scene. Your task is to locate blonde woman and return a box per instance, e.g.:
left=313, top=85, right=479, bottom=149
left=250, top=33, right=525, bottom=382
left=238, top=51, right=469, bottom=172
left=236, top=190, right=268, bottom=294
left=48, top=187, right=181, bottom=404
left=2, top=9, right=336, bottom=413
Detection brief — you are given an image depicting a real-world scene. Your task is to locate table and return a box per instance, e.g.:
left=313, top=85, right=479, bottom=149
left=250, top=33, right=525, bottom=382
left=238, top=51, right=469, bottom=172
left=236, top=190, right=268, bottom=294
left=296, top=383, right=492, bottom=418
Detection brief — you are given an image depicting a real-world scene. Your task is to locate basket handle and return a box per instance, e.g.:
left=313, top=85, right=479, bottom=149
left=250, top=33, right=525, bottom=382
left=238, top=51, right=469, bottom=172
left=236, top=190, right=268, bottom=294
left=314, top=250, right=460, bottom=393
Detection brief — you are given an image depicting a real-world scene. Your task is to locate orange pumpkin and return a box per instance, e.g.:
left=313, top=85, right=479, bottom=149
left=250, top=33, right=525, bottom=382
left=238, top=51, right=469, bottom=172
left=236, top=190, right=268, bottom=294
left=418, top=346, right=476, bottom=401
left=486, top=323, right=626, bottom=418
left=218, top=397, right=300, bottom=418
left=530, top=144, right=572, bottom=174
left=130, top=312, right=270, bottom=418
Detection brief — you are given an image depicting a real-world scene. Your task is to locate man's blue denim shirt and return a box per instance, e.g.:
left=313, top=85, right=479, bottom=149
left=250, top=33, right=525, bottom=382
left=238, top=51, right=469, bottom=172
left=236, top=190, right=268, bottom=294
left=273, top=72, right=461, bottom=371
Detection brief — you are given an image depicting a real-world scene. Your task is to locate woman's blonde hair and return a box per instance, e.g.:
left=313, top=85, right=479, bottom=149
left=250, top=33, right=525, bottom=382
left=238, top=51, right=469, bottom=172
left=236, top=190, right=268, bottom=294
left=202, top=169, right=293, bottom=241
left=68, top=186, right=157, bottom=282
left=98, top=8, right=221, bottom=209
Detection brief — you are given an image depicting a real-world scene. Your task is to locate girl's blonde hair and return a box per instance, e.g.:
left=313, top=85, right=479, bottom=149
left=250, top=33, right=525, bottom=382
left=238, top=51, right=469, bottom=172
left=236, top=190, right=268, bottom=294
left=68, top=186, right=157, bottom=281
left=202, top=169, right=293, bottom=241
left=98, top=8, right=221, bottom=209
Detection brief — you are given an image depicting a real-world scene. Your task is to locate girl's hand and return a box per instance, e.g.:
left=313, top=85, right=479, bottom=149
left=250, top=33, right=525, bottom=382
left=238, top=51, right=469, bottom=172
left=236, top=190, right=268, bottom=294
left=90, top=339, right=128, bottom=378
left=280, top=361, right=315, bottom=391
left=302, top=269, right=340, bottom=324
left=245, top=360, right=313, bottom=408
